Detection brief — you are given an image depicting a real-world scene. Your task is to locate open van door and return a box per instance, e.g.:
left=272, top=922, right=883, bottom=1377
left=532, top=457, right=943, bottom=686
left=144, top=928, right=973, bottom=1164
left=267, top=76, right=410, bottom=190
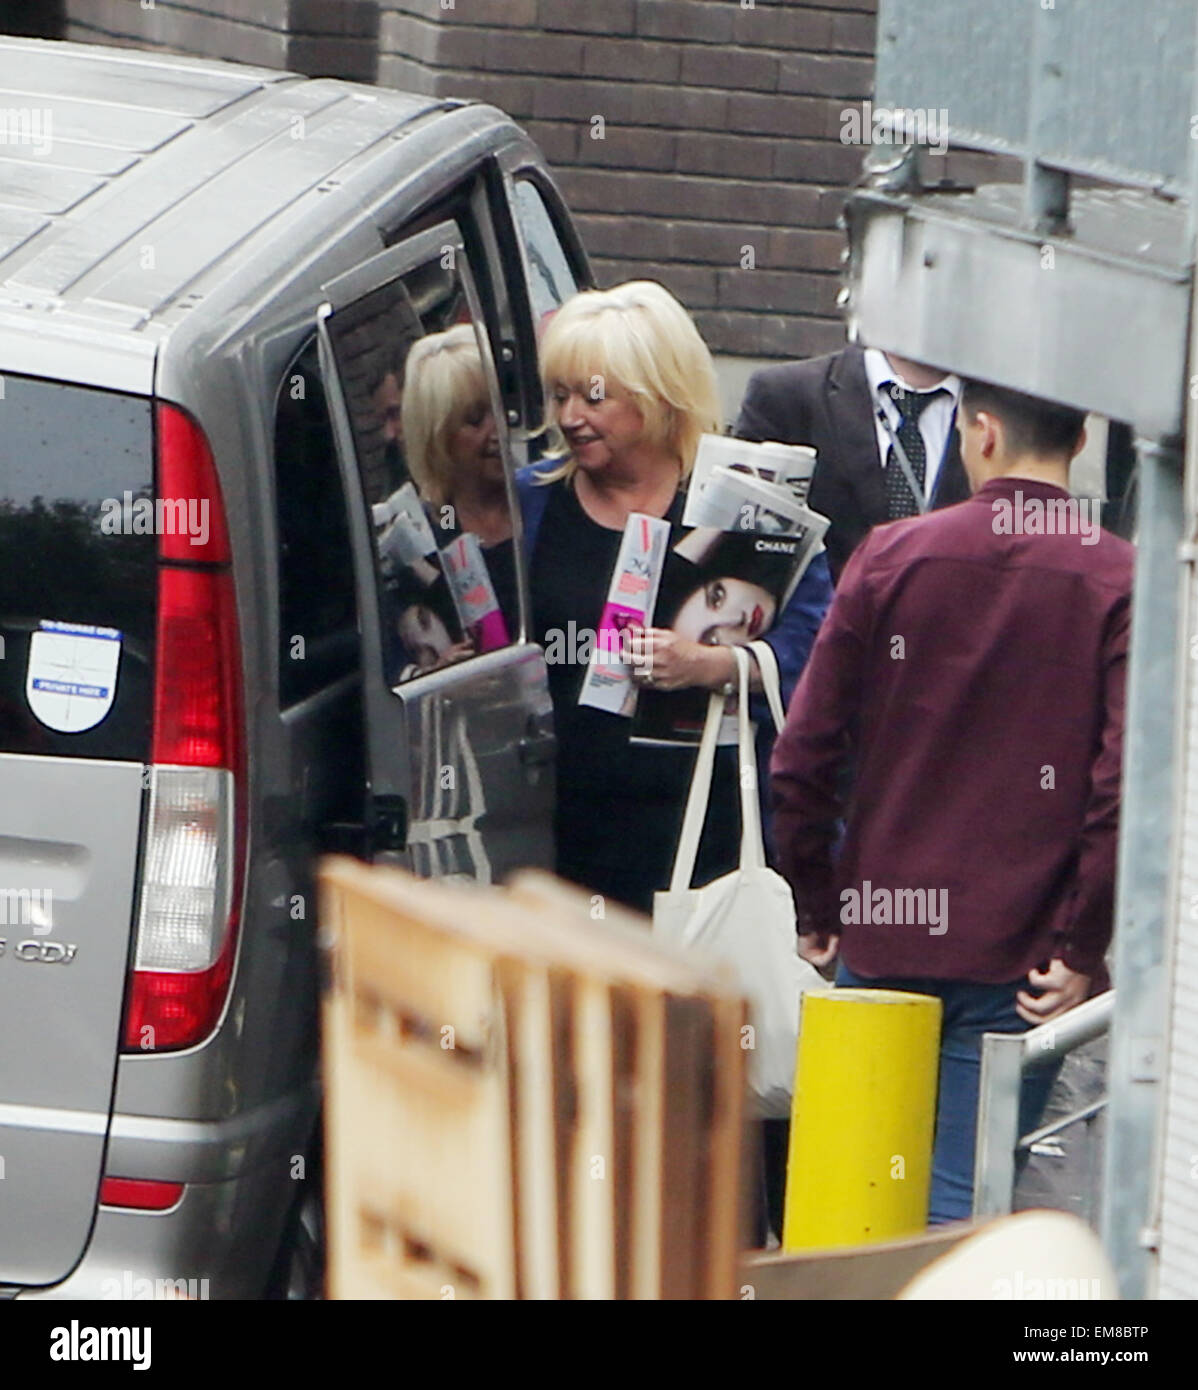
left=316, top=220, right=555, bottom=883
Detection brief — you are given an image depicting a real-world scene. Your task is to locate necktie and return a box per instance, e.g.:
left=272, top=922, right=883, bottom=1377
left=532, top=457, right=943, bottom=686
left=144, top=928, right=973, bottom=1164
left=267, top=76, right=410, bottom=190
left=882, top=383, right=946, bottom=520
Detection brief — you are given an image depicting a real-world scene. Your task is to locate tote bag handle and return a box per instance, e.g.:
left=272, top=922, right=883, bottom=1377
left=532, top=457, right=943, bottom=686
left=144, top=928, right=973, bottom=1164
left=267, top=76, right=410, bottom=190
left=668, top=642, right=782, bottom=891
left=748, top=638, right=786, bottom=733
left=733, top=644, right=766, bottom=872
left=668, top=688, right=727, bottom=893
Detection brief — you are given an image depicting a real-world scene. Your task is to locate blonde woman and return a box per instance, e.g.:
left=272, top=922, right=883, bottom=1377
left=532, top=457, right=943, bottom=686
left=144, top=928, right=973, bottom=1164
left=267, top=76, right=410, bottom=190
left=400, top=322, right=518, bottom=637
left=516, top=281, right=833, bottom=914
left=402, top=323, right=510, bottom=544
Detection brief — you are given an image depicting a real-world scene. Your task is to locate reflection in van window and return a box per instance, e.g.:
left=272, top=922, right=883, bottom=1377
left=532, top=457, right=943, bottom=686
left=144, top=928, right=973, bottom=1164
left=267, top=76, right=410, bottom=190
left=325, top=250, right=519, bottom=686
left=0, top=376, right=154, bottom=761
left=512, top=178, right=579, bottom=326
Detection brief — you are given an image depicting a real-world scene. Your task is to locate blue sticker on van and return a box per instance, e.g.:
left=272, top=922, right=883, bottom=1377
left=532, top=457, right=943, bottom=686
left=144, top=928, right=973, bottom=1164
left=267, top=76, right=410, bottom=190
left=25, top=621, right=122, bottom=734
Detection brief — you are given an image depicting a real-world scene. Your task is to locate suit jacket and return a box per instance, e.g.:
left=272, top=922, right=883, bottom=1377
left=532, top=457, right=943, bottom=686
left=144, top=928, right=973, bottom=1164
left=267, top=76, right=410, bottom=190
left=733, top=343, right=971, bottom=582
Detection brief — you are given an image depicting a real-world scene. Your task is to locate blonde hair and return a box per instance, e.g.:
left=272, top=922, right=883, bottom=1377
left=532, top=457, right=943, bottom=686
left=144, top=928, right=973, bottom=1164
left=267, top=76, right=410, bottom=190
left=537, top=281, right=721, bottom=483
left=401, top=323, right=490, bottom=506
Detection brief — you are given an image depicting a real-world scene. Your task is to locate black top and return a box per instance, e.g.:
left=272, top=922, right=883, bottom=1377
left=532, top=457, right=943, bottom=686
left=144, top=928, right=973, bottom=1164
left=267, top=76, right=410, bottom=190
left=531, top=478, right=738, bottom=913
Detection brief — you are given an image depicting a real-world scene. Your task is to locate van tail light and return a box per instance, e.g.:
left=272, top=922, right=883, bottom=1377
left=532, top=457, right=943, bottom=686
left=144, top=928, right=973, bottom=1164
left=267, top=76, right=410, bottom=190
left=100, top=1177, right=185, bottom=1212
left=155, top=403, right=230, bottom=563
left=123, top=405, right=244, bottom=1054
left=151, top=567, right=240, bottom=769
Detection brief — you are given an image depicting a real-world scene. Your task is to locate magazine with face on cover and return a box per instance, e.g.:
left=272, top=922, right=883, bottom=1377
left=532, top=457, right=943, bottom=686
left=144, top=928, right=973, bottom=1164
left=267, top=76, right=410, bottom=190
left=631, top=441, right=829, bottom=747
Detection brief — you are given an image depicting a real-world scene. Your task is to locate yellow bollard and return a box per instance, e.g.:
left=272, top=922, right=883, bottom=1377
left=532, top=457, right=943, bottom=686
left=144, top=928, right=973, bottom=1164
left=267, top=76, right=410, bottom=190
left=782, top=989, right=942, bottom=1250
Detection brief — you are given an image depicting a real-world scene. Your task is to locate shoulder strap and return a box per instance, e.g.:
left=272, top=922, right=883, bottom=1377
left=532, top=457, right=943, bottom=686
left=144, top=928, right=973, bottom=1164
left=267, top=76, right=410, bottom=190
left=734, top=646, right=766, bottom=871
left=668, top=647, right=773, bottom=892
left=748, top=639, right=786, bottom=733
left=667, top=690, right=728, bottom=893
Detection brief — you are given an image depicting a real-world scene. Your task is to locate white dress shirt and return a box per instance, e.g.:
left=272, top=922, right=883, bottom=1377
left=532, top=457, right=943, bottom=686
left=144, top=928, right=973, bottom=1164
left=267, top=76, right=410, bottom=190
left=863, top=348, right=961, bottom=503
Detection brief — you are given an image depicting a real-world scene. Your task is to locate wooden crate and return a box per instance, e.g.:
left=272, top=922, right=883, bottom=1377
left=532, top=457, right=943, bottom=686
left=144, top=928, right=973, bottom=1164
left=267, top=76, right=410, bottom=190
left=319, top=857, right=748, bottom=1300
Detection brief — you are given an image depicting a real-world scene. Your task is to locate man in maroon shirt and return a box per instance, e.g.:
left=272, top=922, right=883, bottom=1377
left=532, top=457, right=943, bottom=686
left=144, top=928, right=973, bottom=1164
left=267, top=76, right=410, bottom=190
left=770, top=379, right=1133, bottom=1222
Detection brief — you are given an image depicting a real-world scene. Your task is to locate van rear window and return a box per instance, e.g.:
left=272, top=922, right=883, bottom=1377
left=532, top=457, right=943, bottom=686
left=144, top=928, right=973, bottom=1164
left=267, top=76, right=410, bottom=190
left=0, top=375, right=155, bottom=761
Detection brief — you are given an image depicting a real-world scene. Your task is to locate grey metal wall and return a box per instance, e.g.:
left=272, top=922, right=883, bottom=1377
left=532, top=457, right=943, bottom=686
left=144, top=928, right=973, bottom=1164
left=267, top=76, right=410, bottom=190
left=1159, top=559, right=1198, bottom=1298
left=876, top=0, right=1198, bottom=196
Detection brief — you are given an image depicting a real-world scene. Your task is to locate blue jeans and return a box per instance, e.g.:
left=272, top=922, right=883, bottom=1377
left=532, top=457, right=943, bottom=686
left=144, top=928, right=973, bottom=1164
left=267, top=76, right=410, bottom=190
left=835, top=962, right=1062, bottom=1224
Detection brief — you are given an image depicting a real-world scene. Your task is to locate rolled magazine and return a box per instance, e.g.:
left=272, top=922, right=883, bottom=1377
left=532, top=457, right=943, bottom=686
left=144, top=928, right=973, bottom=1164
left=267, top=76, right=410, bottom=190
left=577, top=512, right=672, bottom=717
left=440, top=531, right=510, bottom=654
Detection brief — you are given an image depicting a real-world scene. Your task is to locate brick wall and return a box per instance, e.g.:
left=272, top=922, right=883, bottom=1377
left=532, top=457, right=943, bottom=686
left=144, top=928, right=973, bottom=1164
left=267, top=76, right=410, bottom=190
left=43, top=1, right=1004, bottom=361
left=61, top=0, right=379, bottom=82
left=378, top=0, right=880, bottom=360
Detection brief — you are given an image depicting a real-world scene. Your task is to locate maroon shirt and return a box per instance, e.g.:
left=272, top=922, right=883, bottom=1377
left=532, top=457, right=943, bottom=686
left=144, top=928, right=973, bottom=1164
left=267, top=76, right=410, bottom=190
left=770, top=477, right=1133, bottom=984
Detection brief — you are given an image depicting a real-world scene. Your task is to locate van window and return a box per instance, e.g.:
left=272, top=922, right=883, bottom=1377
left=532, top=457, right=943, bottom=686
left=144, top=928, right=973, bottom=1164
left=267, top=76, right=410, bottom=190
left=0, top=375, right=155, bottom=761
left=274, top=338, right=360, bottom=705
left=512, top=178, right=580, bottom=325
left=323, top=244, right=521, bottom=686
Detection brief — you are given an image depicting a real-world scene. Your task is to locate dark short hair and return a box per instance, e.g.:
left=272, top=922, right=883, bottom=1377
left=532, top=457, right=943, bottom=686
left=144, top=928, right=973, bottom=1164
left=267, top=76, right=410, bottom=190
left=960, top=379, right=1087, bottom=459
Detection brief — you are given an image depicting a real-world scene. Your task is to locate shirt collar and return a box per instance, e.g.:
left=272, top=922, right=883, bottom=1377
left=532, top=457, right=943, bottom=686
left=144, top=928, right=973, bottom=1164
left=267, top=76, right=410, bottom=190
left=863, top=347, right=961, bottom=406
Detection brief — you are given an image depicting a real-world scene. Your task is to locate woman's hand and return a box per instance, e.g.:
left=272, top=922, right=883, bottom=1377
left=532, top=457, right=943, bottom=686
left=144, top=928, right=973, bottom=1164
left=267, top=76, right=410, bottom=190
left=627, top=627, right=737, bottom=692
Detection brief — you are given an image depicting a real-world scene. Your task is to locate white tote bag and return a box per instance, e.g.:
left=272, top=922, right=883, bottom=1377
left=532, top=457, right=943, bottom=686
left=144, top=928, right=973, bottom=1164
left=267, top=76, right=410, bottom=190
left=653, top=642, right=828, bottom=1119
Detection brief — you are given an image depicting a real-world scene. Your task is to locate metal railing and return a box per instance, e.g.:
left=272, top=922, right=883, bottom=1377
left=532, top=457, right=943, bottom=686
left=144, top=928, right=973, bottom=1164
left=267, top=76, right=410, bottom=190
left=973, top=991, right=1115, bottom=1220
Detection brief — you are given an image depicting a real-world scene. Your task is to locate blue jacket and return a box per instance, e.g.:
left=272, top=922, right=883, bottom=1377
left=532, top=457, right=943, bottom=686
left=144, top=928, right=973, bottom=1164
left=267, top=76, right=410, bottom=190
left=514, top=462, right=833, bottom=724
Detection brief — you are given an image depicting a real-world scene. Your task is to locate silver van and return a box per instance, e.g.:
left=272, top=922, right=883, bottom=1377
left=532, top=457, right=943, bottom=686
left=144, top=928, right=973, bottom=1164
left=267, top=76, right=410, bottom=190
left=0, top=37, right=586, bottom=1298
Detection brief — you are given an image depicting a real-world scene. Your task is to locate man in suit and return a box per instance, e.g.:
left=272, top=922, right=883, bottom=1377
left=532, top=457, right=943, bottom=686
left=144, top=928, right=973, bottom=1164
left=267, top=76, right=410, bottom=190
left=734, top=343, right=968, bottom=582
left=770, top=380, right=1132, bottom=1222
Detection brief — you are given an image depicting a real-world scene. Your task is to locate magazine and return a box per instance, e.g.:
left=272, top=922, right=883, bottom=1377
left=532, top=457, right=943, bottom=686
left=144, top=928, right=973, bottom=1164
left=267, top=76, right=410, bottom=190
left=373, top=482, right=508, bottom=677
left=683, top=432, right=819, bottom=530
left=440, top=531, right=509, bottom=654
left=630, top=436, right=830, bottom=747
